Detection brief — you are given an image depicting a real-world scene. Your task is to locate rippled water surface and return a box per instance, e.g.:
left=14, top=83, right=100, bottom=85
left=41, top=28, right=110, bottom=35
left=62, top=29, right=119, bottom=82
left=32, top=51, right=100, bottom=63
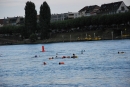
left=0, top=40, right=130, bottom=87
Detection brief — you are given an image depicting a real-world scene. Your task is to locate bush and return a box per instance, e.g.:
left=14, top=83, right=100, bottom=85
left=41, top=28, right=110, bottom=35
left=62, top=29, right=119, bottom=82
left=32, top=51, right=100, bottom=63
left=29, top=33, right=37, bottom=42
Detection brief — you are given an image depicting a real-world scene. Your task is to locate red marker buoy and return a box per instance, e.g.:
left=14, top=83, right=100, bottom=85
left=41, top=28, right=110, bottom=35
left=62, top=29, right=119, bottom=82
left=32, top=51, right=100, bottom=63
left=42, top=46, right=45, bottom=52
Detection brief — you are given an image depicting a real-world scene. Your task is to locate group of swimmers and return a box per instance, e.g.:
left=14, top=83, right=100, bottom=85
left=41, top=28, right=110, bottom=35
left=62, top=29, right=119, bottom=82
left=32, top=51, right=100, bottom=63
left=49, top=53, right=77, bottom=60
left=43, top=50, right=87, bottom=65
left=43, top=53, right=80, bottom=65
left=35, top=50, right=126, bottom=65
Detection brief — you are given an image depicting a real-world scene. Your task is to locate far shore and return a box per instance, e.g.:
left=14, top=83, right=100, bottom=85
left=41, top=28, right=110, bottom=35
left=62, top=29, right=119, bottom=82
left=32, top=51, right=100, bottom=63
left=0, top=28, right=130, bottom=45
left=0, top=36, right=129, bottom=46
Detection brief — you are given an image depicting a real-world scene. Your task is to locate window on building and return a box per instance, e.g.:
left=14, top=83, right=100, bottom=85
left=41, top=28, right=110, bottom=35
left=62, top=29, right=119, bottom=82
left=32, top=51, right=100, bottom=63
left=69, top=14, right=74, bottom=16
left=121, top=6, right=125, bottom=11
left=119, top=10, right=121, bottom=13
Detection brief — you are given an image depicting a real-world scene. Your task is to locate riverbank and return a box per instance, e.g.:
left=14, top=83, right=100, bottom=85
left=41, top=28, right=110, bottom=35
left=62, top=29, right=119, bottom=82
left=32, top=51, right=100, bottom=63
left=0, top=28, right=130, bottom=45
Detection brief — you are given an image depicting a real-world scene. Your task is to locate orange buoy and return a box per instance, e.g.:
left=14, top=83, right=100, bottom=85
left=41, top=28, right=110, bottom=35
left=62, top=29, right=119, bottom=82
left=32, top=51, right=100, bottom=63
left=42, top=46, right=45, bottom=52
left=59, top=62, right=64, bottom=65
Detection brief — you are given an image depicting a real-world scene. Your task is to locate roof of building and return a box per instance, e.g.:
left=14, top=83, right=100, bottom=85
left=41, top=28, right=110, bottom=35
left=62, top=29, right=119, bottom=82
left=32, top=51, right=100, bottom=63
left=127, top=6, right=130, bottom=10
left=0, top=19, right=4, bottom=24
left=100, top=1, right=123, bottom=12
left=79, top=5, right=99, bottom=13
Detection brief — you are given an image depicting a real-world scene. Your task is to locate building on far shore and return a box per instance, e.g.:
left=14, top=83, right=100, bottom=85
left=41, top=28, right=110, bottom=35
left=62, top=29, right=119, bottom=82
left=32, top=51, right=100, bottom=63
left=51, top=13, right=68, bottom=22
left=78, top=5, right=100, bottom=17
left=0, top=19, right=4, bottom=27
left=127, top=6, right=130, bottom=10
left=0, top=1, right=129, bottom=25
left=0, top=16, right=24, bottom=26
left=99, top=1, right=129, bottom=15
left=50, top=12, right=79, bottom=22
left=68, top=12, right=79, bottom=19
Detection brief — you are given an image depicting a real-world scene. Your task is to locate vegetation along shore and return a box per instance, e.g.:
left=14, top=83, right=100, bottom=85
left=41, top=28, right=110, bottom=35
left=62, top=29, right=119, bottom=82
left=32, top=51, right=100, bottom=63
left=0, top=1, right=130, bottom=45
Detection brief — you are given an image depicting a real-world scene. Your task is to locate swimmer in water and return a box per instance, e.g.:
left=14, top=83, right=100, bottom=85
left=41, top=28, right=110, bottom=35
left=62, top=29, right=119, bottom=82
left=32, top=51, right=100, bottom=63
left=118, top=51, right=125, bottom=54
left=71, top=54, right=76, bottom=58
left=43, top=62, right=46, bottom=65
left=49, top=57, right=54, bottom=60
left=81, top=50, right=83, bottom=54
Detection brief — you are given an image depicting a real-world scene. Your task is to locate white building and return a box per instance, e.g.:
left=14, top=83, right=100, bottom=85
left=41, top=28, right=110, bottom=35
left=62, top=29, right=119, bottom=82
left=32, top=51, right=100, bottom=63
left=99, top=1, right=129, bottom=15
left=4, top=16, right=24, bottom=26
left=51, top=13, right=68, bottom=22
left=68, top=12, right=79, bottom=19
left=51, top=12, right=79, bottom=22
left=78, top=5, right=100, bottom=17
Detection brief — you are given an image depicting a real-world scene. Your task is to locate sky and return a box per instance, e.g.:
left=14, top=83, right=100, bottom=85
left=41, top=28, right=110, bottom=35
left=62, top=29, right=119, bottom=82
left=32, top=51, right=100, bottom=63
left=0, top=0, right=130, bottom=19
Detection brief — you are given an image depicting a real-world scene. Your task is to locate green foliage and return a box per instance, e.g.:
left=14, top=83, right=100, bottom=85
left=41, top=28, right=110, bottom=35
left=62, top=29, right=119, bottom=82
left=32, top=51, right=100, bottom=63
left=25, top=1, right=37, bottom=38
left=50, top=12, right=130, bottom=30
left=39, top=1, right=51, bottom=39
left=0, top=25, right=23, bottom=34
left=1, top=5, right=130, bottom=40
left=29, top=33, right=37, bottom=42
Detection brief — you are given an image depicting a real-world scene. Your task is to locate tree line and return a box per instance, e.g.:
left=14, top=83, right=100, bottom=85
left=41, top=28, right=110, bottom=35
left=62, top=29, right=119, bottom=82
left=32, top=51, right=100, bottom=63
left=51, top=11, right=130, bottom=32
left=0, top=2, right=130, bottom=41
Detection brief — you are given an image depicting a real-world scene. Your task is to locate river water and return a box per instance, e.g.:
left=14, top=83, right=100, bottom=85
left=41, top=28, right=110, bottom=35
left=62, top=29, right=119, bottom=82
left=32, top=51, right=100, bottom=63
left=0, top=40, right=130, bottom=87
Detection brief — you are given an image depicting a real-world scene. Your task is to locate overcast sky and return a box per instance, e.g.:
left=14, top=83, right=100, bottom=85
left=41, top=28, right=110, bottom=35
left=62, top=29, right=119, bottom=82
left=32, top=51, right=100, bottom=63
left=0, top=0, right=129, bottom=19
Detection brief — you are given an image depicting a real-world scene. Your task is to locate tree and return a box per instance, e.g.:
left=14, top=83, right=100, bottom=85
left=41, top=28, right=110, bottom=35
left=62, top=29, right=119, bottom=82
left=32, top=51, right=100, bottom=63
left=25, top=1, right=37, bottom=38
left=39, top=1, right=51, bottom=39
left=29, top=33, right=37, bottom=42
